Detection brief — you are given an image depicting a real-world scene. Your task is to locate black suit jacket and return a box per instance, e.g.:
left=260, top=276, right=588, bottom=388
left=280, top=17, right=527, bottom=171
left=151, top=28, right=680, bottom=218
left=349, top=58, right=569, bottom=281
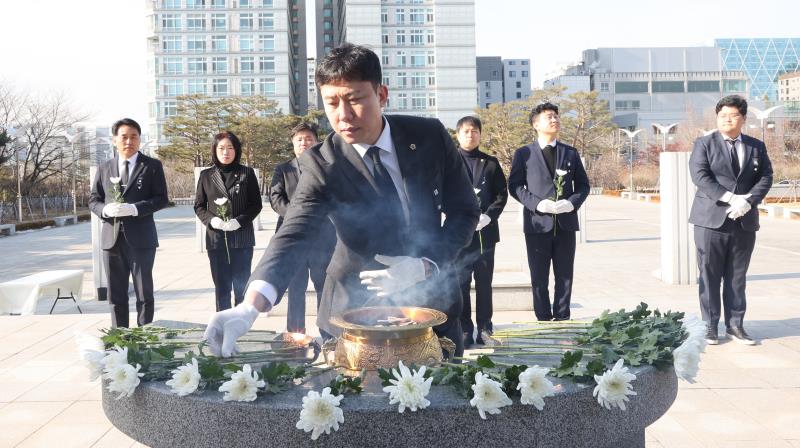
left=194, top=164, right=262, bottom=250
left=508, top=141, right=591, bottom=234
left=688, top=131, right=773, bottom=231
left=460, top=149, right=508, bottom=247
left=89, top=153, right=168, bottom=249
left=250, top=115, right=480, bottom=335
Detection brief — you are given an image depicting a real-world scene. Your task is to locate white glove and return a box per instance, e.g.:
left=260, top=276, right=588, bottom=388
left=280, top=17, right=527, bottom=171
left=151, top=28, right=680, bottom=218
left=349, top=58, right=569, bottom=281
left=210, top=217, right=225, bottom=230
left=725, top=194, right=751, bottom=220
left=359, top=254, right=427, bottom=297
left=554, top=199, right=575, bottom=214
left=102, top=203, right=122, bottom=218
left=475, top=214, right=491, bottom=231
left=116, top=203, right=137, bottom=217
left=204, top=302, right=260, bottom=357
left=536, top=199, right=557, bottom=214
left=222, top=219, right=241, bottom=232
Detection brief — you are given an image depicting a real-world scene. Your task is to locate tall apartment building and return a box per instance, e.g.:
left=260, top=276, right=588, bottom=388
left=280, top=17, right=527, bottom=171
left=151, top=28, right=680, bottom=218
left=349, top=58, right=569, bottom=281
left=779, top=71, right=800, bottom=102
left=716, top=38, right=800, bottom=102
left=502, top=59, right=532, bottom=102
left=145, top=0, right=307, bottom=142
left=316, top=0, right=477, bottom=128
left=307, top=57, right=318, bottom=109
left=476, top=56, right=531, bottom=107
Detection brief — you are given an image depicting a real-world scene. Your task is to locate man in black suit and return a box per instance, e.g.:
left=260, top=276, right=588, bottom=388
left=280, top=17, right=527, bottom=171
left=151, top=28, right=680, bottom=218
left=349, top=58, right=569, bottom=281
left=689, top=95, right=773, bottom=345
left=205, top=43, right=479, bottom=358
left=270, top=122, right=336, bottom=334
left=454, top=116, right=507, bottom=346
left=508, top=103, right=590, bottom=321
left=89, top=118, right=168, bottom=327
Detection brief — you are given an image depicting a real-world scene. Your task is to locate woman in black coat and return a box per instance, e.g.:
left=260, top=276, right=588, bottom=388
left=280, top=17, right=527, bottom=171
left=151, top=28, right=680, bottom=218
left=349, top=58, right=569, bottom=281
left=194, top=131, right=262, bottom=311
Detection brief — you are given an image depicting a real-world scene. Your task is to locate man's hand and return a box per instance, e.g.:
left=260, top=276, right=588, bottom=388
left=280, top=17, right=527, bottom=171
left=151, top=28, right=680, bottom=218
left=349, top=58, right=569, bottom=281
left=204, top=302, right=260, bottom=357
left=726, top=194, right=751, bottom=220
left=554, top=199, right=575, bottom=214
left=116, top=203, right=137, bottom=217
left=359, top=255, right=427, bottom=297
left=475, top=214, right=491, bottom=231
left=210, top=217, right=225, bottom=230
left=221, top=219, right=241, bottom=232
left=536, top=199, right=557, bottom=214
left=102, top=203, right=122, bottom=218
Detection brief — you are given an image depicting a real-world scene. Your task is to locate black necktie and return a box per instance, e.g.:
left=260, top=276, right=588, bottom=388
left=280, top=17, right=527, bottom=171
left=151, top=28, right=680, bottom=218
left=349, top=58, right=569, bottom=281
left=727, top=139, right=740, bottom=176
left=366, top=146, right=404, bottom=221
left=121, top=160, right=130, bottom=188
left=542, top=144, right=556, bottom=176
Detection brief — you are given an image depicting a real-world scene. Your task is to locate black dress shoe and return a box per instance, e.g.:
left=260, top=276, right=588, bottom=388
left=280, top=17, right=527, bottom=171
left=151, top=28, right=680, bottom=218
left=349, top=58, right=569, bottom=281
left=463, top=332, right=474, bottom=347
left=705, top=327, right=719, bottom=345
left=727, top=327, right=756, bottom=345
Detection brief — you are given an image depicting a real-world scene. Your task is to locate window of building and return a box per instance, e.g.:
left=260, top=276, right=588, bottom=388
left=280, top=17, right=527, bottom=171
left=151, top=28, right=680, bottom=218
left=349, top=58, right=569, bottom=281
left=395, top=9, right=405, bottom=24
left=516, top=81, right=521, bottom=88
left=411, top=72, right=426, bottom=88
left=163, top=101, right=177, bottom=117
left=382, top=33, right=389, bottom=44
left=412, top=93, right=426, bottom=110
left=427, top=74, right=435, bottom=86
left=428, top=95, right=436, bottom=107
left=239, top=0, right=251, bottom=7
left=163, top=79, right=184, bottom=96
left=259, top=34, right=274, bottom=51
left=241, top=78, right=255, bottom=96
left=213, top=79, right=228, bottom=96
left=240, top=56, right=254, bottom=73
left=382, top=53, right=389, bottom=65
left=600, top=82, right=609, bottom=92
left=410, top=54, right=425, bottom=67
left=188, top=78, right=207, bottom=94
left=240, top=35, right=254, bottom=51
left=491, top=70, right=498, bottom=78
left=161, top=14, right=181, bottom=30
left=211, top=13, right=226, bottom=30
left=162, top=36, right=181, bottom=52
left=259, top=56, right=275, bottom=73
left=615, top=81, right=648, bottom=93
left=397, top=72, right=408, bottom=88
left=383, top=75, right=390, bottom=86
left=211, top=0, right=225, bottom=8
left=521, top=60, right=528, bottom=65
left=426, top=9, right=434, bottom=22
left=323, top=21, right=332, bottom=30
left=687, top=80, right=720, bottom=92
left=381, top=9, right=388, bottom=23
left=521, top=70, right=528, bottom=77
left=426, top=30, right=434, bottom=44
left=396, top=93, right=407, bottom=109
left=427, top=51, right=435, bottom=65
left=396, top=51, right=406, bottom=67
left=516, top=92, right=522, bottom=99
left=508, top=71, right=515, bottom=78
left=262, top=0, right=273, bottom=6
left=258, top=13, right=274, bottom=29
left=163, top=0, right=181, bottom=8
left=259, top=78, right=276, bottom=95
left=410, top=8, right=424, bottom=24
left=240, top=13, right=253, bottom=29
left=485, top=91, right=490, bottom=98
left=187, top=57, right=206, bottom=74
left=187, top=36, right=206, bottom=52
left=186, top=14, right=205, bottom=30
left=323, top=8, right=332, bottom=17
left=212, top=57, right=228, bottom=74
left=615, top=100, right=641, bottom=111
left=212, top=35, right=227, bottom=51
left=163, top=57, right=182, bottom=75
left=410, top=30, right=424, bottom=46
left=723, top=79, right=747, bottom=92
left=186, top=0, right=204, bottom=9
left=652, top=81, right=684, bottom=93
left=396, top=30, right=406, bottom=46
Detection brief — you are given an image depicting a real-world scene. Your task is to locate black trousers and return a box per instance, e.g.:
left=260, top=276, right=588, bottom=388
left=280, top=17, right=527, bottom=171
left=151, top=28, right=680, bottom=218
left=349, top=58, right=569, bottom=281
left=459, top=244, right=495, bottom=335
left=105, top=234, right=156, bottom=328
left=286, top=251, right=329, bottom=334
left=694, top=220, right=756, bottom=330
left=524, top=229, right=576, bottom=321
left=208, top=247, right=254, bottom=312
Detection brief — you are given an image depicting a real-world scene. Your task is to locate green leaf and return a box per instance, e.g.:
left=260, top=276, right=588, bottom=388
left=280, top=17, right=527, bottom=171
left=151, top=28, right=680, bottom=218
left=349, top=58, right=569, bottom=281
left=377, top=368, right=394, bottom=387
left=475, top=355, right=495, bottom=369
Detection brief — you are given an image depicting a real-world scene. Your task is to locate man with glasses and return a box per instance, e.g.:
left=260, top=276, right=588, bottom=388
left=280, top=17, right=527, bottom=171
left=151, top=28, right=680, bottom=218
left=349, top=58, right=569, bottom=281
left=689, top=95, right=773, bottom=345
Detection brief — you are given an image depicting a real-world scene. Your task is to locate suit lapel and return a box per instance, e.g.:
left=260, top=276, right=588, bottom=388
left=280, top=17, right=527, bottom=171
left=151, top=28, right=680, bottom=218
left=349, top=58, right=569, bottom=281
left=473, top=152, right=487, bottom=189
left=529, top=142, right=555, bottom=197
left=390, top=128, right=420, bottom=203
left=739, top=135, right=754, bottom=178
left=210, top=167, right=229, bottom=200
left=555, top=142, right=567, bottom=176
left=336, top=134, right=380, bottom=192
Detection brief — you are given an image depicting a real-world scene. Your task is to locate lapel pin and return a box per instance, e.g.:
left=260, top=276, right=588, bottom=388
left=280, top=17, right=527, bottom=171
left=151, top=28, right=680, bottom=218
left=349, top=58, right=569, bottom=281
left=433, top=188, right=438, bottom=196
left=567, top=161, right=571, bottom=167
left=410, top=144, right=417, bottom=150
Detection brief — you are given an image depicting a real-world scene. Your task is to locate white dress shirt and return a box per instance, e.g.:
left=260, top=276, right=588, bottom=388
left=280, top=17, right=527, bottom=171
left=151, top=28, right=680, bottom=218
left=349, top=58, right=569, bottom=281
left=718, top=134, right=745, bottom=203
left=537, top=137, right=558, bottom=149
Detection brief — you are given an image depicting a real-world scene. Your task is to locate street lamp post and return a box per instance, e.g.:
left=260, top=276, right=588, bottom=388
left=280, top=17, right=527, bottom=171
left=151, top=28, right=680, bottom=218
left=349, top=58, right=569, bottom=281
left=749, top=106, right=782, bottom=142
left=65, top=130, right=90, bottom=217
left=653, top=123, right=678, bottom=153
left=620, top=128, right=642, bottom=197
left=6, top=127, right=23, bottom=221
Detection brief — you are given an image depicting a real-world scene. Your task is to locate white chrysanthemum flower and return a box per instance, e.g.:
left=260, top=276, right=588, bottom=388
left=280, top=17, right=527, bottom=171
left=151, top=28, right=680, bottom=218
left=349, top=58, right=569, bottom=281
left=382, top=361, right=433, bottom=413
left=296, top=387, right=345, bottom=441
left=516, top=366, right=556, bottom=411
left=469, top=371, right=512, bottom=419
left=214, top=197, right=228, bottom=205
left=593, top=359, right=637, bottom=411
left=682, top=314, right=708, bottom=352
left=672, top=340, right=701, bottom=383
left=474, top=188, right=481, bottom=194
left=102, top=346, right=129, bottom=371
left=555, top=169, right=568, bottom=177
left=166, top=358, right=201, bottom=396
left=75, top=331, right=105, bottom=354
left=82, top=350, right=106, bottom=381
left=218, top=364, right=264, bottom=402
left=104, top=363, right=144, bottom=399
left=110, top=176, right=121, bottom=184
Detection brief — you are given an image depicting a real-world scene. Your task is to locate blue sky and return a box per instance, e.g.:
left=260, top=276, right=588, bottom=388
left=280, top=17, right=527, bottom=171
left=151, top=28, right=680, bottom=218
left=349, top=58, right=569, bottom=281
left=0, top=0, right=796, bottom=127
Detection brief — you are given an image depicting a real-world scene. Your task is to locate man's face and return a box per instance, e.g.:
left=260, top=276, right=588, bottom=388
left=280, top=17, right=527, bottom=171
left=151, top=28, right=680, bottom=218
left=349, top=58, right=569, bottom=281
left=457, top=124, right=481, bottom=151
left=292, top=130, right=318, bottom=157
left=716, top=106, right=745, bottom=137
left=532, top=110, right=560, bottom=136
left=114, top=125, right=141, bottom=160
left=320, top=79, right=387, bottom=145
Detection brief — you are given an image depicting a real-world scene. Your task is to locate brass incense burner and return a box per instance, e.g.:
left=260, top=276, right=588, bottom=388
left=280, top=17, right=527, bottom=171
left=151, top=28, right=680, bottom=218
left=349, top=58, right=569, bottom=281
left=326, top=306, right=455, bottom=371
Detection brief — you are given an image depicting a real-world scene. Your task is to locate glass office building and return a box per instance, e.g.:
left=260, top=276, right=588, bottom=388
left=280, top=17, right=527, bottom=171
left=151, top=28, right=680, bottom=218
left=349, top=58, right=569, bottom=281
left=716, top=38, right=800, bottom=102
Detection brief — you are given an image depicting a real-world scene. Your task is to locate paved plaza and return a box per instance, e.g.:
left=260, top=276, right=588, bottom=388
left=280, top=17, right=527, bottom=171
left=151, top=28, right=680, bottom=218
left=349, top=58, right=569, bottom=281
left=0, top=195, right=798, bottom=447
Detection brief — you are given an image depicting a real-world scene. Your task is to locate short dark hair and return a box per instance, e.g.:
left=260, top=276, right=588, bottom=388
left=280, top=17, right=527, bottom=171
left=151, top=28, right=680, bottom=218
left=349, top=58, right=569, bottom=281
left=715, top=95, right=747, bottom=116
left=315, top=43, right=382, bottom=89
left=528, top=102, right=559, bottom=125
left=211, top=131, right=242, bottom=166
left=112, top=118, right=141, bottom=136
left=456, top=116, right=482, bottom=133
left=291, top=122, right=319, bottom=140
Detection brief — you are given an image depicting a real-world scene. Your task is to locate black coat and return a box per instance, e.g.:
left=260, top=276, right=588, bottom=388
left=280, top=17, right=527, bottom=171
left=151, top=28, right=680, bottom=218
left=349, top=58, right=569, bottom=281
left=459, top=148, right=508, bottom=247
left=194, top=164, right=262, bottom=249
left=250, top=115, right=480, bottom=335
left=89, top=153, right=168, bottom=249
